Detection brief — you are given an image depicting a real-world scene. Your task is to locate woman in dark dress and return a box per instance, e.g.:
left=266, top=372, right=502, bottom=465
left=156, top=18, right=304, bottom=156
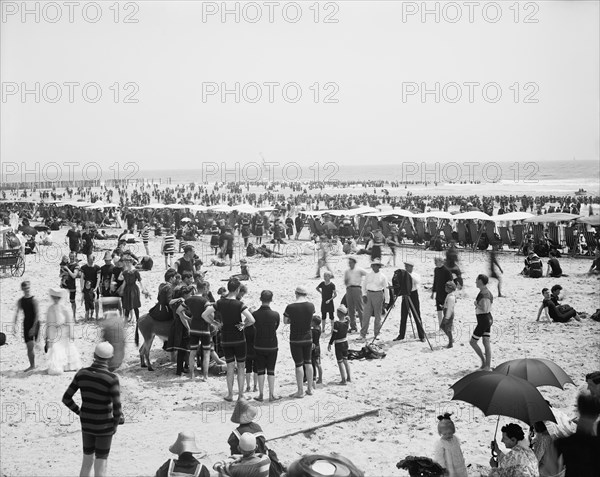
left=119, top=257, right=149, bottom=345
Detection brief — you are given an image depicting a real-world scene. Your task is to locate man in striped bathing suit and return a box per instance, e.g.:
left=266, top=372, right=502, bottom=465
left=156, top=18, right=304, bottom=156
left=62, top=342, right=123, bottom=477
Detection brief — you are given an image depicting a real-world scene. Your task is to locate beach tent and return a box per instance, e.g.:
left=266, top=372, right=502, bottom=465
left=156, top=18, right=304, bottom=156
left=235, top=204, right=259, bottom=214
left=523, top=213, right=580, bottom=223
left=490, top=211, right=533, bottom=222
left=208, top=205, right=233, bottom=213
left=576, top=215, right=600, bottom=226
left=452, top=211, right=493, bottom=250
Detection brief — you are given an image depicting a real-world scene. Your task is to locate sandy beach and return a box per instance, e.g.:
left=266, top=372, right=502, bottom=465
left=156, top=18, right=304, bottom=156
left=1, top=218, right=599, bottom=477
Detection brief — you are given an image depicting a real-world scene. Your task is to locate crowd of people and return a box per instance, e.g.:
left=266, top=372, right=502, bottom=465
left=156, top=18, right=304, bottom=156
left=3, top=186, right=600, bottom=477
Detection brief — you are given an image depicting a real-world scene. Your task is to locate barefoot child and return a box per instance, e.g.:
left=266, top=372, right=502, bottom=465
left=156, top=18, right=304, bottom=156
left=311, top=315, right=323, bottom=385
left=441, top=281, right=457, bottom=348
left=81, top=281, right=97, bottom=321
left=316, top=271, right=337, bottom=333
left=328, top=305, right=351, bottom=385
left=432, top=413, right=467, bottom=477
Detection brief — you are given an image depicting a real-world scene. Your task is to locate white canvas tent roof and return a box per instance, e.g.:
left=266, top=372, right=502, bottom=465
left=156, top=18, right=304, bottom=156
left=452, top=211, right=493, bottom=221
left=490, top=211, right=534, bottom=222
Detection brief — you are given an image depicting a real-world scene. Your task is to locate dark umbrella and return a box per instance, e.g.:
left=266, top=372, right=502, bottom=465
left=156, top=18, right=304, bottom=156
left=494, top=358, right=574, bottom=390
left=34, top=224, right=49, bottom=232
left=451, top=371, right=556, bottom=425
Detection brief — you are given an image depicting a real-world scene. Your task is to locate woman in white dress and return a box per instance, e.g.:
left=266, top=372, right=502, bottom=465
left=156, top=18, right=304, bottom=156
left=45, top=288, right=82, bottom=375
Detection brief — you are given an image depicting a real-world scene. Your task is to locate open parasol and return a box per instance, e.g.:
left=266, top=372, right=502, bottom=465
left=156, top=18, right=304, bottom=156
left=451, top=371, right=556, bottom=425
left=494, top=358, right=574, bottom=390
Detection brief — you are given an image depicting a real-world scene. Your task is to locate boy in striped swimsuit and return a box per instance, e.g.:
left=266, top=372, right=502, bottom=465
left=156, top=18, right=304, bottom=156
left=62, top=342, right=123, bottom=477
left=140, top=222, right=150, bottom=256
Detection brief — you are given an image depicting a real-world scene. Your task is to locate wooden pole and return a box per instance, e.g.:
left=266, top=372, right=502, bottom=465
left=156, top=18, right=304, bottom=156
left=268, top=408, right=380, bottom=442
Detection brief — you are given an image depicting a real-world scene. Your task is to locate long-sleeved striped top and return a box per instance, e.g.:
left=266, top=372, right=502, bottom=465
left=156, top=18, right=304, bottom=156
left=213, top=453, right=271, bottom=477
left=62, top=360, right=122, bottom=436
left=162, top=234, right=176, bottom=254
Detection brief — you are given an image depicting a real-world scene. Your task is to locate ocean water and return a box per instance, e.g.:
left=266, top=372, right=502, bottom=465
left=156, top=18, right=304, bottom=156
left=134, top=160, right=599, bottom=191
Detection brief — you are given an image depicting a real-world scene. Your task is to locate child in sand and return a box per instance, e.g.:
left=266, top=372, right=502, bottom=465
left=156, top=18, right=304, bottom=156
left=432, top=413, right=468, bottom=477
left=229, top=258, right=251, bottom=281
left=328, top=305, right=351, bottom=385
left=311, top=315, right=323, bottom=385
left=81, top=280, right=97, bottom=321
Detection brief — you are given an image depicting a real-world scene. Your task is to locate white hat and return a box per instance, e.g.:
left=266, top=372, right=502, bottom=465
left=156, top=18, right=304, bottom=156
left=239, top=433, right=257, bottom=452
left=94, top=342, right=114, bottom=359
left=169, top=431, right=202, bottom=455
left=49, top=288, right=64, bottom=299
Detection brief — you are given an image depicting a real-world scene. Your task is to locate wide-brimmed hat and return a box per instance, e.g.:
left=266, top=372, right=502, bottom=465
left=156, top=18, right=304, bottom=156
left=49, top=288, right=64, bottom=299
left=295, top=286, right=308, bottom=296
left=370, top=258, right=384, bottom=267
left=337, top=305, right=348, bottom=315
left=231, top=399, right=258, bottom=424
left=169, top=431, right=203, bottom=455
left=240, top=258, right=247, bottom=264
left=94, top=342, right=114, bottom=359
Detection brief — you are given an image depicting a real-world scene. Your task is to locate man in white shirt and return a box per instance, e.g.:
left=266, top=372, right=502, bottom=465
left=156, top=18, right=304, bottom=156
left=344, top=256, right=367, bottom=333
left=394, top=261, right=425, bottom=342
left=360, top=258, right=389, bottom=340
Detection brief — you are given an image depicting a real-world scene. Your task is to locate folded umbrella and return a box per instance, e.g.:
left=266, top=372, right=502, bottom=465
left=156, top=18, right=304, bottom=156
left=451, top=371, right=556, bottom=425
left=494, top=358, right=574, bottom=390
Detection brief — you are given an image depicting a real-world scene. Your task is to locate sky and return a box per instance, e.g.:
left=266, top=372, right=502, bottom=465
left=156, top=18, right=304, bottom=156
left=1, top=0, right=599, bottom=179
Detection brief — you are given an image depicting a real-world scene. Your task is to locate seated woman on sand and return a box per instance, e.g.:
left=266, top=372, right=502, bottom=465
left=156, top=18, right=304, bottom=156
left=536, top=288, right=581, bottom=323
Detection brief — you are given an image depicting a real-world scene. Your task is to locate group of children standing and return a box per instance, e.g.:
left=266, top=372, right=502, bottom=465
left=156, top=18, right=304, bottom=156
left=312, top=271, right=353, bottom=386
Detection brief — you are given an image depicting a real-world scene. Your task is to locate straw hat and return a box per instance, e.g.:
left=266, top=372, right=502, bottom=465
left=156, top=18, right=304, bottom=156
left=231, top=399, right=258, bottom=424
left=169, top=431, right=202, bottom=455
left=94, top=342, right=114, bottom=359
left=239, top=433, right=257, bottom=453
left=337, top=305, right=348, bottom=315
left=370, top=258, right=384, bottom=267
left=403, top=260, right=415, bottom=268
left=347, top=255, right=357, bottom=263
left=49, top=288, right=64, bottom=299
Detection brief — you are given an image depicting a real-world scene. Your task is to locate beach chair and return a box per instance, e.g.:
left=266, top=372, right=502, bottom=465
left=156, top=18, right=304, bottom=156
left=442, top=224, right=454, bottom=243
left=456, top=221, right=467, bottom=246
left=564, top=226, right=576, bottom=253
left=498, top=226, right=513, bottom=248
left=547, top=224, right=560, bottom=248
left=532, top=224, right=544, bottom=243
left=467, top=221, right=479, bottom=246
left=427, top=221, right=437, bottom=238
left=414, top=220, right=426, bottom=244
left=584, top=230, right=597, bottom=252
left=513, top=224, right=524, bottom=249
left=404, top=221, right=415, bottom=241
